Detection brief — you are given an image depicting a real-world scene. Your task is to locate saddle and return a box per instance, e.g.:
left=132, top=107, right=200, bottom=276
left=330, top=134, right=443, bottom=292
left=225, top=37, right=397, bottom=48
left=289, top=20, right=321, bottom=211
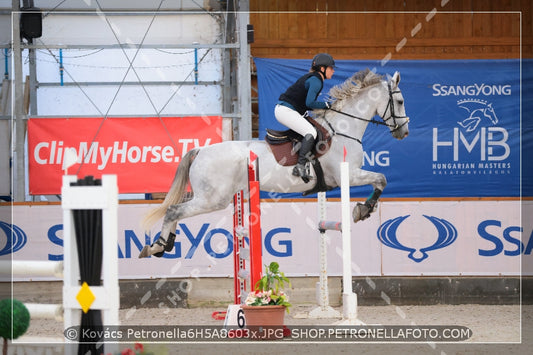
left=265, top=117, right=332, bottom=166
left=265, top=117, right=334, bottom=196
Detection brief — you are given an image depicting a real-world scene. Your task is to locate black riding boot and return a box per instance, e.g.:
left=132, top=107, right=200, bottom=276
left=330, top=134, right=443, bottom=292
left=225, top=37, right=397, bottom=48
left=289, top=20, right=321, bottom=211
left=293, top=134, right=315, bottom=183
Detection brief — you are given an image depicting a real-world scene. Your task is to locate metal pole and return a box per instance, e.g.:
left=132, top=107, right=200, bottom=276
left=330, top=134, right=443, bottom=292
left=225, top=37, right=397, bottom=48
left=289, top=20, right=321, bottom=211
left=236, top=0, right=251, bottom=140
left=12, top=0, right=26, bottom=201
left=28, top=44, right=38, bottom=115
left=223, top=2, right=236, bottom=139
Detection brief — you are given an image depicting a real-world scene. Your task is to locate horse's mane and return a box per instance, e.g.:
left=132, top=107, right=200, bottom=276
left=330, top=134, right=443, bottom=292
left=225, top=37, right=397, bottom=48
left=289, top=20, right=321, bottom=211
left=328, top=69, right=384, bottom=110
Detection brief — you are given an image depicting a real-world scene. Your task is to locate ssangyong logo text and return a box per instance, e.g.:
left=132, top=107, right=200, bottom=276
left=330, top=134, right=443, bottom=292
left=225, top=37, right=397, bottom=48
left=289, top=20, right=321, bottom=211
left=432, top=82, right=512, bottom=176
left=432, top=83, right=511, bottom=97
left=0, top=221, right=27, bottom=256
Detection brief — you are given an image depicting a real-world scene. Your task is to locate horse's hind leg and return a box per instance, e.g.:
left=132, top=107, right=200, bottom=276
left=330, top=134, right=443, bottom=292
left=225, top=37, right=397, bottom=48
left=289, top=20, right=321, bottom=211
left=138, top=202, right=192, bottom=258
left=139, top=197, right=231, bottom=258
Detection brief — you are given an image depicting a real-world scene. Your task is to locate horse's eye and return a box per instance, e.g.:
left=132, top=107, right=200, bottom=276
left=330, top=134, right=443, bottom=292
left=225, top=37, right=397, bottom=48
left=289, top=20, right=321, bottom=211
left=397, top=100, right=404, bottom=105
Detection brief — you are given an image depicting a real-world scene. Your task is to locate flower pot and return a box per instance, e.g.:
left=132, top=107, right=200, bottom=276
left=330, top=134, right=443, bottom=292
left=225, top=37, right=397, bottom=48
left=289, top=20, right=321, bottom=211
left=241, top=305, right=286, bottom=340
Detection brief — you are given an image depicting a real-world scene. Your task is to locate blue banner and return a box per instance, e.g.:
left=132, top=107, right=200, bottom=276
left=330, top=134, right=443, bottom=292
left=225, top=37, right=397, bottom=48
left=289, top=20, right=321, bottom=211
left=255, top=58, right=531, bottom=198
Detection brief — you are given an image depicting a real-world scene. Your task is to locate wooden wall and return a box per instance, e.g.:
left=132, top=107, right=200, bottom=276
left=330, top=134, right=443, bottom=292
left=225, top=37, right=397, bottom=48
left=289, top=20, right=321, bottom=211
left=247, top=0, right=531, bottom=137
left=249, top=0, right=531, bottom=60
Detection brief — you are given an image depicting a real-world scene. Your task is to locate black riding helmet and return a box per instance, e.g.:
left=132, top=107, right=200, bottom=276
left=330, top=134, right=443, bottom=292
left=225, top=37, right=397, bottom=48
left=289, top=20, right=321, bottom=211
left=311, top=53, right=335, bottom=78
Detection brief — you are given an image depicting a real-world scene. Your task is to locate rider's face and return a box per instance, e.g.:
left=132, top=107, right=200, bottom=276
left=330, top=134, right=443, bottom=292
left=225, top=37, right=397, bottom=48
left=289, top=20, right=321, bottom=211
left=325, top=66, right=335, bottom=79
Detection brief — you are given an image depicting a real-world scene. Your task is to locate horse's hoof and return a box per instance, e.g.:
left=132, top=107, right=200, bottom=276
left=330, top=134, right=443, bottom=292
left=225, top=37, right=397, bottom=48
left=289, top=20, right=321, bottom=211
left=138, top=243, right=165, bottom=258
left=139, top=246, right=151, bottom=258
left=352, top=203, right=361, bottom=222
left=353, top=202, right=371, bottom=223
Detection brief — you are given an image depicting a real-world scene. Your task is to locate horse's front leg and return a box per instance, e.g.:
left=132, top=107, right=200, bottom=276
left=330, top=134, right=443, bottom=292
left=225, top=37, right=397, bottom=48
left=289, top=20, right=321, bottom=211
left=349, top=168, right=387, bottom=223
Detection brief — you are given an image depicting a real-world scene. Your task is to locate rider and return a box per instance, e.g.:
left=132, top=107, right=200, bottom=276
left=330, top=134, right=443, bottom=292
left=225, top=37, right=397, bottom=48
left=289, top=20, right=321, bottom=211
left=275, top=53, right=335, bottom=182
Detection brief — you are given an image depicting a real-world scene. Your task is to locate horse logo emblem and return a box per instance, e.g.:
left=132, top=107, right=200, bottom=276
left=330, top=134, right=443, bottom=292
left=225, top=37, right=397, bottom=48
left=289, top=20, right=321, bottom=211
left=377, top=215, right=457, bottom=263
left=457, top=99, right=499, bottom=132
left=0, top=221, right=27, bottom=256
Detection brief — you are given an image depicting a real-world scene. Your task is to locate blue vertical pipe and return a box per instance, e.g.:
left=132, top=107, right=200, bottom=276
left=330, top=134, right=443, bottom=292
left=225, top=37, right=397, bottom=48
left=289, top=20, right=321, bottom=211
left=59, top=49, right=64, bottom=86
left=194, top=47, right=198, bottom=85
left=4, top=48, right=8, bottom=79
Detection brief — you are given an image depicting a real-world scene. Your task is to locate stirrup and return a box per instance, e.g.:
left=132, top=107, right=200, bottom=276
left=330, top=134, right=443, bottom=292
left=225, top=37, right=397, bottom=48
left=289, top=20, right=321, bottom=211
left=292, top=163, right=311, bottom=183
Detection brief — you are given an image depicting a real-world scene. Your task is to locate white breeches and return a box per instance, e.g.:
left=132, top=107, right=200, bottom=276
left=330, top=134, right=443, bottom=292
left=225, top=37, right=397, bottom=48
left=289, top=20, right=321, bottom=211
left=274, top=104, right=317, bottom=139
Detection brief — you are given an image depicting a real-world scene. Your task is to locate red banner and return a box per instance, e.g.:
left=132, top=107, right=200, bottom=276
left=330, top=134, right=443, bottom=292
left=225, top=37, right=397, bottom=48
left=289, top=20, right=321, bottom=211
left=28, top=116, right=223, bottom=195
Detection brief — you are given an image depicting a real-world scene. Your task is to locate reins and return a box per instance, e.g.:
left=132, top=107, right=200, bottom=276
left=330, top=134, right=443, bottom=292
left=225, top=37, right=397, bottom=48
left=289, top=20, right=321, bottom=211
left=321, top=118, right=362, bottom=145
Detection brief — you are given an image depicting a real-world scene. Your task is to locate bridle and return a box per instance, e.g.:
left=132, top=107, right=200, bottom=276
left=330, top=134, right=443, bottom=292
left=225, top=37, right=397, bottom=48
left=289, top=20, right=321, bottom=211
left=323, top=82, right=409, bottom=144
left=381, top=82, right=409, bottom=132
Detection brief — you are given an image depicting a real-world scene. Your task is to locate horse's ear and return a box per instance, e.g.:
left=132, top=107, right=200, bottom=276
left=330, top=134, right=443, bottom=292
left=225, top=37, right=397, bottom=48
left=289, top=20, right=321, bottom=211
left=391, top=71, right=401, bottom=89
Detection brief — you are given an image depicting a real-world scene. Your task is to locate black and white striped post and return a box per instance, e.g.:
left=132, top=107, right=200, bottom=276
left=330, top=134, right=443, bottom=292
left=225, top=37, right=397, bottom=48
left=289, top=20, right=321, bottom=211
left=62, top=175, right=119, bottom=353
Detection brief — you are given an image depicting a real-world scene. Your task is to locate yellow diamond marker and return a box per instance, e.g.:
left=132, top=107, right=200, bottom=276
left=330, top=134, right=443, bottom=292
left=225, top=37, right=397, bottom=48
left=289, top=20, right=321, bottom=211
left=76, top=282, right=95, bottom=313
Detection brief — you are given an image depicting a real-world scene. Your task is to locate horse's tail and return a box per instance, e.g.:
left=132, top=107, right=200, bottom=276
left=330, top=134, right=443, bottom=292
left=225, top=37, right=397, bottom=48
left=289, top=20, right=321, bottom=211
left=142, top=148, right=199, bottom=231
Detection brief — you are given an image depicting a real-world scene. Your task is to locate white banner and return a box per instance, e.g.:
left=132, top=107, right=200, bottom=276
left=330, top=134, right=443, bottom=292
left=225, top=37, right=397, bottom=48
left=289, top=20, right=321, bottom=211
left=1, top=200, right=530, bottom=279
left=0, top=120, right=9, bottom=196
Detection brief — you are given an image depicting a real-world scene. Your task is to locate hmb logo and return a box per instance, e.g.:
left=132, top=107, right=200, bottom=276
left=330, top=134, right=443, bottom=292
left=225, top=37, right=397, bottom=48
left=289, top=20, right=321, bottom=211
left=432, top=99, right=510, bottom=163
left=456, top=99, right=499, bottom=132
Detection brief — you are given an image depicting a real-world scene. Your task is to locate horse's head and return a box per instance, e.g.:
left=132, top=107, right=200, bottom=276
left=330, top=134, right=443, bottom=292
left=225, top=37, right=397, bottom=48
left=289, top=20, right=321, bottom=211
left=484, top=103, right=499, bottom=125
left=377, top=72, right=410, bottom=140
left=325, top=69, right=409, bottom=143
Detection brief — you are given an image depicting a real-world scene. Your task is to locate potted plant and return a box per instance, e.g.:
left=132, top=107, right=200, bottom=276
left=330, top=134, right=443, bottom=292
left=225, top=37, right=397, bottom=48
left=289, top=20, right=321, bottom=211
left=0, top=299, right=30, bottom=355
left=241, top=262, right=291, bottom=339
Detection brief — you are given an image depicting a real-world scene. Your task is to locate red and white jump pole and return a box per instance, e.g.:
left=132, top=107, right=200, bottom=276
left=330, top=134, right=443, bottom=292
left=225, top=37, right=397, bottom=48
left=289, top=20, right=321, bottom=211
left=233, top=152, right=263, bottom=304
left=219, top=152, right=263, bottom=324
left=247, top=152, right=263, bottom=292
left=232, top=151, right=263, bottom=304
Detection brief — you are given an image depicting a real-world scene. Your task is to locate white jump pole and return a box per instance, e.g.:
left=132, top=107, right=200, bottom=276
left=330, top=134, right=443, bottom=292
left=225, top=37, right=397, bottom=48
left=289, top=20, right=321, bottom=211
left=313, top=161, right=358, bottom=324
left=0, top=261, right=63, bottom=278
left=308, top=191, right=341, bottom=319
left=24, top=303, right=63, bottom=321
left=0, top=261, right=64, bottom=322
left=339, top=161, right=357, bottom=323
